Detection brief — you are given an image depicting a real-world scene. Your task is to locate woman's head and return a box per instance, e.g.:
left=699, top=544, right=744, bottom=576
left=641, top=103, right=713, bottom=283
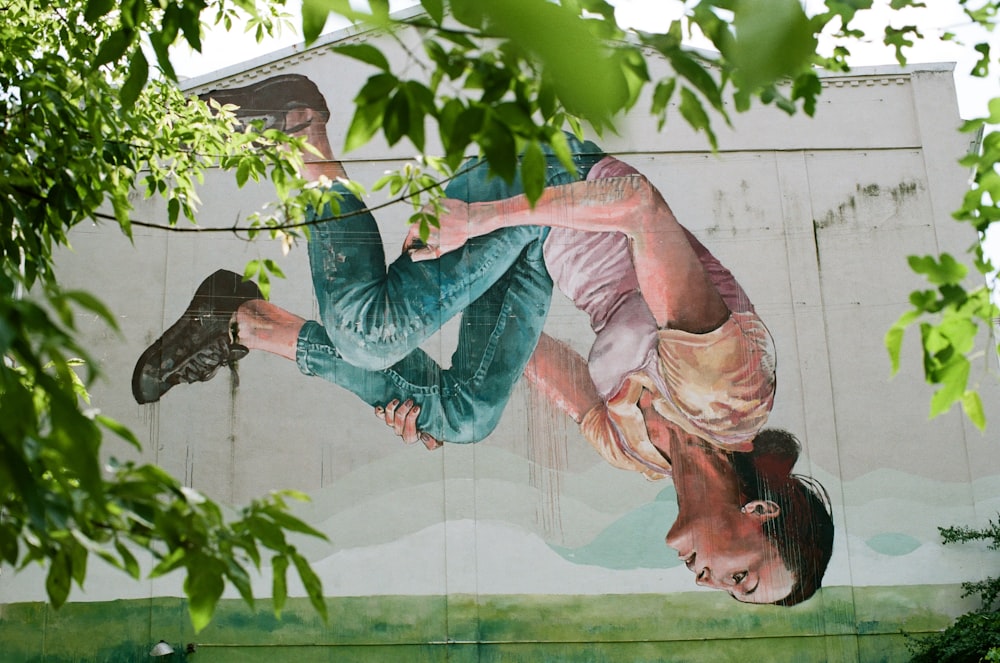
left=730, top=429, right=834, bottom=606
left=664, top=428, right=833, bottom=605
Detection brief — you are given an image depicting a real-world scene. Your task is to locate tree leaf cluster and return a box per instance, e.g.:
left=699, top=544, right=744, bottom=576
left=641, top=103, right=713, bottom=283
left=884, top=1, right=1000, bottom=432
left=907, top=516, right=1000, bottom=662
left=1, top=0, right=330, bottom=632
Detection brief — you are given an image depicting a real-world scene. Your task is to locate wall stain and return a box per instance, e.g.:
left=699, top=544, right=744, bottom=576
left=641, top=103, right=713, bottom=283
left=709, top=188, right=767, bottom=237
left=814, top=196, right=856, bottom=231
left=889, top=180, right=919, bottom=203
left=812, top=180, right=923, bottom=270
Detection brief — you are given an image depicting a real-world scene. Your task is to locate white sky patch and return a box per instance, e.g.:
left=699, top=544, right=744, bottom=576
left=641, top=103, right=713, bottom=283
left=610, top=0, right=687, bottom=32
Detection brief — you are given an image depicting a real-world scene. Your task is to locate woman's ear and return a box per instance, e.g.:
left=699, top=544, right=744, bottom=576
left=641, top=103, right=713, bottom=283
left=740, top=499, right=781, bottom=522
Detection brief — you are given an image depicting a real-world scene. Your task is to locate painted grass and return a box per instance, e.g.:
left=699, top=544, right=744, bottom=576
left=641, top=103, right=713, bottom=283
left=0, top=585, right=964, bottom=662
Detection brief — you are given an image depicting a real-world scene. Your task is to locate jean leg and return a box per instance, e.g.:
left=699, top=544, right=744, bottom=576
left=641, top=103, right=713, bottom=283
left=308, top=187, right=550, bottom=372
left=301, top=134, right=605, bottom=439
left=309, top=134, right=604, bottom=372
left=297, top=237, right=552, bottom=443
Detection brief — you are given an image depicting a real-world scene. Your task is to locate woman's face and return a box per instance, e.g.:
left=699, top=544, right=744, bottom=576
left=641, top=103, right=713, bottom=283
left=665, top=508, right=794, bottom=604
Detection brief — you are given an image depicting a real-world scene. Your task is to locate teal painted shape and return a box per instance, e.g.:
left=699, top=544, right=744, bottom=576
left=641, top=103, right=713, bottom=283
left=866, top=533, right=921, bottom=556
left=550, top=486, right=680, bottom=569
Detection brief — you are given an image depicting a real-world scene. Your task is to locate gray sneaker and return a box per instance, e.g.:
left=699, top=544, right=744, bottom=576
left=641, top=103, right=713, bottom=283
left=132, top=270, right=262, bottom=404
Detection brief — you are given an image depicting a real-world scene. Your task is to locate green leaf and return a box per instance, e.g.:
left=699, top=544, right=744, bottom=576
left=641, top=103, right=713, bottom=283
left=248, top=516, right=287, bottom=550
left=265, top=510, right=328, bottom=541
left=149, top=547, right=186, bottom=578
left=333, top=44, right=391, bottom=71
left=262, top=259, right=286, bottom=279
left=885, top=325, right=905, bottom=375
left=243, top=260, right=263, bottom=284
left=84, top=0, right=116, bottom=22
left=237, top=159, right=251, bottom=188
left=184, top=559, right=225, bottom=632
left=272, top=555, right=289, bottom=617
left=62, top=290, right=118, bottom=330
left=929, top=355, right=970, bottom=418
left=884, top=25, right=921, bottom=65
left=731, top=0, right=816, bottom=92
left=545, top=128, right=575, bottom=179
left=668, top=51, right=722, bottom=111
left=120, top=50, right=149, bottom=110
left=178, top=3, right=203, bottom=52
left=115, top=541, right=141, bottom=578
left=301, top=0, right=331, bottom=44
left=420, top=0, right=444, bottom=24
left=46, top=552, right=73, bottom=608
left=652, top=79, right=677, bottom=121
left=479, top=118, right=517, bottom=182
left=450, top=0, right=484, bottom=29
left=520, top=141, right=546, bottom=203
left=678, top=87, right=717, bottom=150
left=384, top=88, right=411, bottom=146
left=962, top=391, right=987, bottom=431
left=988, top=97, right=1000, bottom=125
left=93, top=29, right=133, bottom=70
left=69, top=539, right=88, bottom=586
left=482, top=0, right=627, bottom=122
left=908, top=253, right=968, bottom=285
left=938, top=314, right=978, bottom=356
left=345, top=77, right=394, bottom=151
left=225, top=559, right=255, bottom=606
left=494, top=102, right=534, bottom=133
left=792, top=71, right=823, bottom=116
left=292, top=552, right=327, bottom=622
left=147, top=32, right=177, bottom=81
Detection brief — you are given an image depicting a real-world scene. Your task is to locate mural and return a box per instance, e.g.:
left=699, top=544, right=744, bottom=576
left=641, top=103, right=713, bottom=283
left=4, top=53, right=999, bottom=662
left=131, top=75, right=833, bottom=607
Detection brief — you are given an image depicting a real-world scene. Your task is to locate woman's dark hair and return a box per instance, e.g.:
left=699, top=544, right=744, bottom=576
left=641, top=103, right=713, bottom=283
left=730, top=428, right=834, bottom=606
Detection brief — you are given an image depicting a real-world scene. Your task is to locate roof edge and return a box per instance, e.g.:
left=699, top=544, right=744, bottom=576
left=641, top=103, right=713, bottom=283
left=180, top=10, right=956, bottom=92
left=180, top=4, right=426, bottom=91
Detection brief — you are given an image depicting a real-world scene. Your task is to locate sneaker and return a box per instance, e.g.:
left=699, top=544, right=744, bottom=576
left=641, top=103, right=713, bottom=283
left=132, top=269, right=262, bottom=404
left=198, top=74, right=330, bottom=133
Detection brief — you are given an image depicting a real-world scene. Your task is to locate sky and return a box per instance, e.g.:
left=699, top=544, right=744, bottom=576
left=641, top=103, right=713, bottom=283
left=171, top=1, right=1000, bottom=262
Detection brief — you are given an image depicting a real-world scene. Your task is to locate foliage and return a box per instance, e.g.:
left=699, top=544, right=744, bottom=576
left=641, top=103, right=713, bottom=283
left=0, top=0, right=336, bottom=631
left=887, top=59, right=1000, bottom=430
left=2, top=0, right=999, bottom=634
left=940, top=517, right=1000, bottom=610
left=908, top=610, right=1000, bottom=663
left=907, top=517, right=1000, bottom=662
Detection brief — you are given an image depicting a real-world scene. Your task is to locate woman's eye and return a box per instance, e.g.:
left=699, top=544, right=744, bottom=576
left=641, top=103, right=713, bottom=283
left=733, top=571, right=748, bottom=584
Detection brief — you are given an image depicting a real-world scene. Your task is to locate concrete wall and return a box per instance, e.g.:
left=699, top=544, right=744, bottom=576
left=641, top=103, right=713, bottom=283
left=2, top=21, right=997, bottom=662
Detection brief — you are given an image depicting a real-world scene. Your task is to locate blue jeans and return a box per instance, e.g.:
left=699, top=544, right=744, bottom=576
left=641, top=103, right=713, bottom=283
left=296, top=137, right=605, bottom=443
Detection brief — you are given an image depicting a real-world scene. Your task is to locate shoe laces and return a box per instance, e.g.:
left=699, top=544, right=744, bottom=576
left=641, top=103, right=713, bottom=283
left=168, top=335, right=245, bottom=385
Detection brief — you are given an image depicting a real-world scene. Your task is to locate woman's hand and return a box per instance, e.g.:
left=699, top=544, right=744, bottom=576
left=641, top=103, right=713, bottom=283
left=403, top=198, right=473, bottom=262
left=374, top=399, right=443, bottom=450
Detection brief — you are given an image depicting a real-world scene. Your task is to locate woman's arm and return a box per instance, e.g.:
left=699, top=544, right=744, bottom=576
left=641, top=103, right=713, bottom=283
left=405, top=176, right=651, bottom=258
left=522, top=333, right=602, bottom=423
left=407, top=169, right=729, bottom=333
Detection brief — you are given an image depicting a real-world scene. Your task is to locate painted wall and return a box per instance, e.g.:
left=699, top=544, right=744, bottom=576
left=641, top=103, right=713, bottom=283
left=2, top=21, right=998, bottom=662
